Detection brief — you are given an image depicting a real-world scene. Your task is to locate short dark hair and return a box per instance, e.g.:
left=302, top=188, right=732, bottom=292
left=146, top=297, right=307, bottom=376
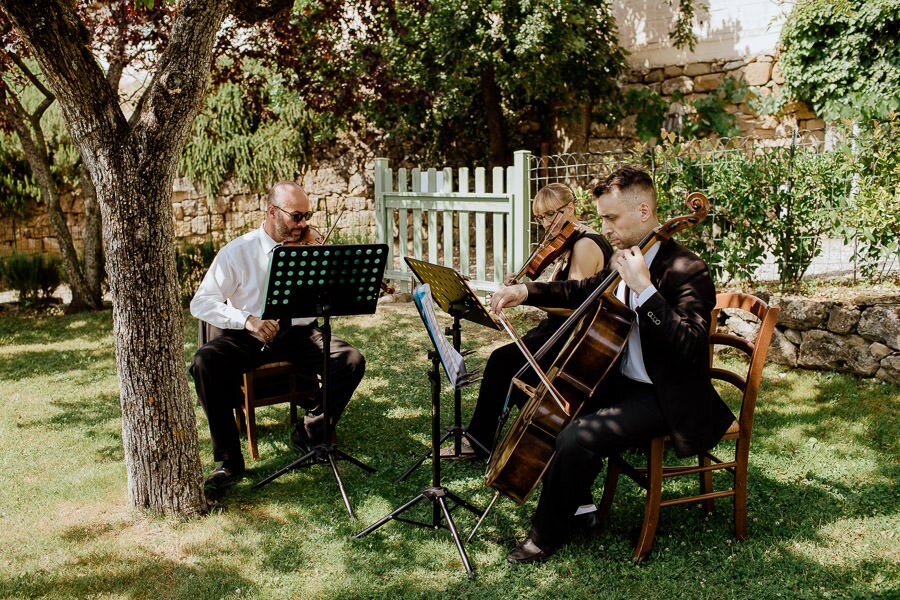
left=592, top=165, right=656, bottom=206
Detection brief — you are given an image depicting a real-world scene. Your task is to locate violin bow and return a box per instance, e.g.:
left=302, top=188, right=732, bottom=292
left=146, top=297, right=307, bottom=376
left=495, top=310, right=571, bottom=416
left=321, top=209, right=346, bottom=244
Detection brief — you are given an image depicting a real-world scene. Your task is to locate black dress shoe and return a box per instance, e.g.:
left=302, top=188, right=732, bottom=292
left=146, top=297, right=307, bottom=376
left=204, top=457, right=245, bottom=490
left=506, top=537, right=556, bottom=564
left=574, top=510, right=605, bottom=538
left=289, top=425, right=312, bottom=453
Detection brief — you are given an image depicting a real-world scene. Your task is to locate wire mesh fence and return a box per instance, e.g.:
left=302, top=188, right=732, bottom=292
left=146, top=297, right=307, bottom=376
left=528, top=132, right=898, bottom=285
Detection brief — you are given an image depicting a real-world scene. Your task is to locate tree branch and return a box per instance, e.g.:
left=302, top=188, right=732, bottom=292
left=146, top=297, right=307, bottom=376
left=230, top=0, right=294, bottom=24
left=0, top=0, right=128, bottom=163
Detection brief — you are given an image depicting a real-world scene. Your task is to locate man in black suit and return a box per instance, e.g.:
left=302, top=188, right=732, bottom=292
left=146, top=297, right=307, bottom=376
left=489, top=166, right=734, bottom=563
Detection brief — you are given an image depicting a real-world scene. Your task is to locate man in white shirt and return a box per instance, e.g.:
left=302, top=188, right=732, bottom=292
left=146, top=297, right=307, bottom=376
left=190, top=181, right=365, bottom=490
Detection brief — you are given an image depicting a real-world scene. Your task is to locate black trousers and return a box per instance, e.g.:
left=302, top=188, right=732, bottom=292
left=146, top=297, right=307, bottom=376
left=529, top=373, right=669, bottom=549
left=190, top=322, right=365, bottom=463
left=466, top=318, right=566, bottom=451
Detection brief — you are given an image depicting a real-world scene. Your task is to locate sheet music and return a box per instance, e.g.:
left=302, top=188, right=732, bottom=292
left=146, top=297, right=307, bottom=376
left=413, top=284, right=468, bottom=389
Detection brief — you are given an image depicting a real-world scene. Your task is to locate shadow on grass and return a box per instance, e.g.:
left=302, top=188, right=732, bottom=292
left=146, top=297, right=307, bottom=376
left=0, top=348, right=115, bottom=382
left=18, top=391, right=124, bottom=462
left=0, top=309, right=114, bottom=346
left=0, top=554, right=251, bottom=600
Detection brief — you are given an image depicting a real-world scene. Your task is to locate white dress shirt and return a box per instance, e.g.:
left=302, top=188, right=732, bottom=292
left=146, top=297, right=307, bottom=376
left=616, top=242, right=660, bottom=384
left=190, top=225, right=315, bottom=330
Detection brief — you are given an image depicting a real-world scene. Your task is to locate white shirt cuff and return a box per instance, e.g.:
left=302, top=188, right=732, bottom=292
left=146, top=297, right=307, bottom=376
left=634, top=285, right=658, bottom=308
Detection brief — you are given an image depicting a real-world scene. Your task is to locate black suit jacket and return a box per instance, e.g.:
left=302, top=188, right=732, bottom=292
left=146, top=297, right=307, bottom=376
left=524, top=239, right=734, bottom=457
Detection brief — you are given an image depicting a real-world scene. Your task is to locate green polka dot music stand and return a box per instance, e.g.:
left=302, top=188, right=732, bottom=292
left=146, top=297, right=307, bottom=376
left=261, top=244, right=388, bottom=320
left=252, top=243, right=388, bottom=518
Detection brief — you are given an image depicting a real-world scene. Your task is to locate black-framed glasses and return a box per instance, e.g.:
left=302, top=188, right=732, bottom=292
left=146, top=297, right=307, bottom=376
left=536, top=202, right=572, bottom=225
left=273, top=205, right=313, bottom=223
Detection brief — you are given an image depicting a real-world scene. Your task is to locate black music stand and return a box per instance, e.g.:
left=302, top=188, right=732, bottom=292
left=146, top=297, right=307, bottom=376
left=397, top=258, right=499, bottom=481
left=252, top=243, right=388, bottom=519
left=354, top=285, right=482, bottom=577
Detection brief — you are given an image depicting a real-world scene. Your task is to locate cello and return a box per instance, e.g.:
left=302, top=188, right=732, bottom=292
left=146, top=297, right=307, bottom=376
left=485, top=192, right=710, bottom=504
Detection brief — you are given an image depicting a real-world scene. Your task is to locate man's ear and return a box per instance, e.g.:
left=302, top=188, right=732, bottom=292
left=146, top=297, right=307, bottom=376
left=639, top=201, right=652, bottom=221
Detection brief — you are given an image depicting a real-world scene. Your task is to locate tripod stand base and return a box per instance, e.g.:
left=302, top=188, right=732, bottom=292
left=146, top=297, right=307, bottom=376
left=252, top=443, right=375, bottom=518
left=397, top=427, right=490, bottom=482
left=354, top=486, right=481, bottom=578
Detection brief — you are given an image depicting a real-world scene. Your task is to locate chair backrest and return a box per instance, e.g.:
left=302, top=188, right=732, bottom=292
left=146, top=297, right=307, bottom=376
left=708, top=292, right=781, bottom=438
left=198, top=320, right=226, bottom=347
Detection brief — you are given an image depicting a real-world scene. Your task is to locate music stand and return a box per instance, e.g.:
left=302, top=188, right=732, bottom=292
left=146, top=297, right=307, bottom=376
left=354, top=285, right=482, bottom=577
left=252, top=243, right=388, bottom=519
left=397, top=258, right=499, bottom=480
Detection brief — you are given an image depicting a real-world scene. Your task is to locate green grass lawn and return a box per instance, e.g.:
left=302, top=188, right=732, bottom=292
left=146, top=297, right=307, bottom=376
left=0, top=303, right=897, bottom=599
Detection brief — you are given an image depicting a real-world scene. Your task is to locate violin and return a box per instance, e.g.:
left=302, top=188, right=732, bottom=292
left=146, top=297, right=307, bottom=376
left=293, top=225, right=326, bottom=246
left=287, top=211, right=396, bottom=295
left=510, top=215, right=584, bottom=284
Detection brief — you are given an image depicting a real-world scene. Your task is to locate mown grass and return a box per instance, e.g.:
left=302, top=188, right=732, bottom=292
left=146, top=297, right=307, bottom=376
left=0, top=303, right=897, bottom=599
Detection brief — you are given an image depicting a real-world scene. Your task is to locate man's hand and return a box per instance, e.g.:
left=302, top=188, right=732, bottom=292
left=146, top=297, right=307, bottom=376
left=490, top=284, right=528, bottom=313
left=611, top=247, right=652, bottom=294
left=245, top=315, right=280, bottom=344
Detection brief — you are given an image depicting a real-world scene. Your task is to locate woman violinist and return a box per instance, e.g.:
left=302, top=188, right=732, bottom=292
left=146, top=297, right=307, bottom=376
left=442, top=183, right=613, bottom=458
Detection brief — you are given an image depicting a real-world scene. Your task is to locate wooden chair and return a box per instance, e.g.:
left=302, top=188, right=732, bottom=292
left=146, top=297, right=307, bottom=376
left=198, top=321, right=319, bottom=460
left=596, top=292, right=780, bottom=560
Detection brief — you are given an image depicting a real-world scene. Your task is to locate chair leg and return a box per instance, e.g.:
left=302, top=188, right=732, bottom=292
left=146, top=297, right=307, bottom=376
left=699, top=453, right=715, bottom=514
left=243, top=373, right=260, bottom=461
left=597, top=456, right=622, bottom=524
left=634, top=438, right=664, bottom=561
left=734, top=445, right=749, bottom=540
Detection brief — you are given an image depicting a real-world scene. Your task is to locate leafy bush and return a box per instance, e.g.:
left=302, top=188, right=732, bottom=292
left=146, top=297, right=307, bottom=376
left=175, top=241, right=219, bottom=306
left=625, top=77, right=749, bottom=142
left=836, top=116, right=900, bottom=280
left=778, top=0, right=900, bottom=121
left=0, top=252, right=62, bottom=305
left=650, top=134, right=851, bottom=286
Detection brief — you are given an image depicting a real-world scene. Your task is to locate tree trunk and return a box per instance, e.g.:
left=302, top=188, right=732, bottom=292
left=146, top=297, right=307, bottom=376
left=79, top=160, right=105, bottom=306
left=0, top=0, right=236, bottom=516
left=481, top=63, right=508, bottom=167
left=0, top=85, right=100, bottom=311
left=100, top=155, right=205, bottom=514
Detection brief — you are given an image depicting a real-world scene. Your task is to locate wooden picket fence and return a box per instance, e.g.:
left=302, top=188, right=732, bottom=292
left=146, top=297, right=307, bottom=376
left=374, top=151, right=532, bottom=293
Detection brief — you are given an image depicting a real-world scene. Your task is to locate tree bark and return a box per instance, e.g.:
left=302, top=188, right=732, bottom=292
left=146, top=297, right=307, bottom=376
left=79, top=160, right=104, bottom=307
left=481, top=63, right=508, bottom=167
left=0, top=0, right=234, bottom=516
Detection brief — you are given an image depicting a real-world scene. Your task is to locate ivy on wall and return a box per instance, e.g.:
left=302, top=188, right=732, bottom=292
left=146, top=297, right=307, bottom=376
left=178, top=74, right=328, bottom=198
left=778, top=0, right=900, bottom=120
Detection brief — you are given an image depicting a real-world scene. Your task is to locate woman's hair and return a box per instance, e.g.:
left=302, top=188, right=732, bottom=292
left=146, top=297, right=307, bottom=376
left=533, top=182, right=576, bottom=215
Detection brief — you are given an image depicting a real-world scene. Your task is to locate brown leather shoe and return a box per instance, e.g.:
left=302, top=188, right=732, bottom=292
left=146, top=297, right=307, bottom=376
left=506, top=537, right=556, bottom=564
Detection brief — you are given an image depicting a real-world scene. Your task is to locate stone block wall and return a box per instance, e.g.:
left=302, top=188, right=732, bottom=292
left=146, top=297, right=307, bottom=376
left=589, top=53, right=822, bottom=152
left=720, top=291, right=900, bottom=385
left=0, top=148, right=380, bottom=256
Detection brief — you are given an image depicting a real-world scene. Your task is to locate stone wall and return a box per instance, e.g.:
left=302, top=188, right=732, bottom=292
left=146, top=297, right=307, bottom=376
left=1, top=147, right=380, bottom=257
left=720, top=291, right=900, bottom=385
left=586, top=53, right=821, bottom=153
left=0, top=52, right=821, bottom=253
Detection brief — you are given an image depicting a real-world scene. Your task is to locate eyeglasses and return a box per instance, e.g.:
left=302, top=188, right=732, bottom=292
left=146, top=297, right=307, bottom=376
left=536, top=203, right=572, bottom=225
left=273, top=205, right=314, bottom=223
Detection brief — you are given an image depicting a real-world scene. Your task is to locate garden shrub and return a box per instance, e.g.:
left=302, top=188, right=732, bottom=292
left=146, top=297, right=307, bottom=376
left=837, top=116, right=900, bottom=280
left=649, top=134, right=851, bottom=286
left=0, top=252, right=62, bottom=305
left=175, top=240, right=219, bottom=305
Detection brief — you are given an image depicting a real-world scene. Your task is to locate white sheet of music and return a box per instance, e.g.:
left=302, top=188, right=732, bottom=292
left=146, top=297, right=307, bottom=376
left=413, top=284, right=467, bottom=389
